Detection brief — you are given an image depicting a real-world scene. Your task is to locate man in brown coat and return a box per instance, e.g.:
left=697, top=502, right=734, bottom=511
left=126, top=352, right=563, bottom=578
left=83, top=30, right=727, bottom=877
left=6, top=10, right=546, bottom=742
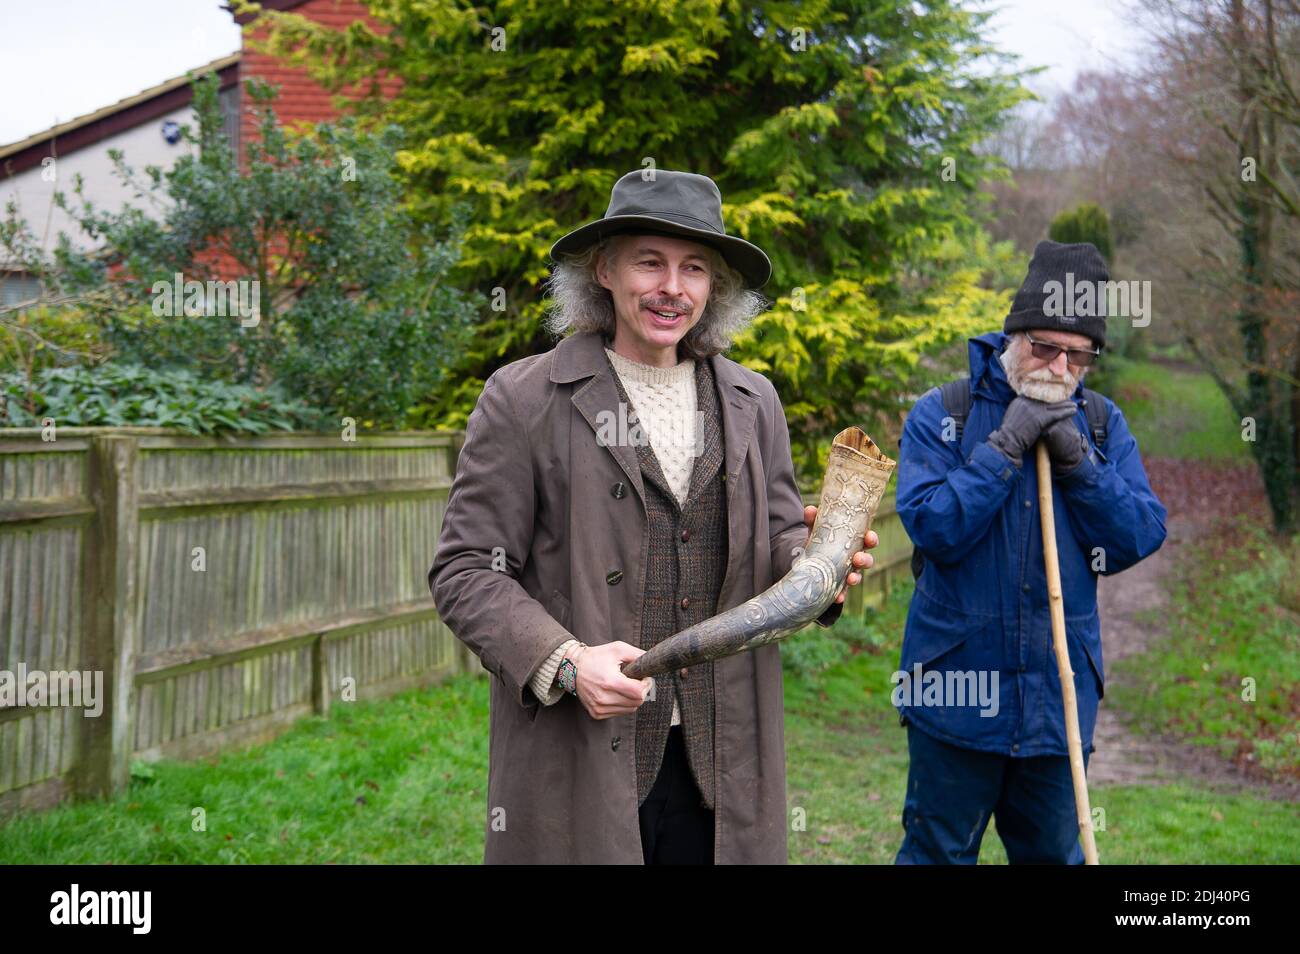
left=428, top=169, right=877, bottom=864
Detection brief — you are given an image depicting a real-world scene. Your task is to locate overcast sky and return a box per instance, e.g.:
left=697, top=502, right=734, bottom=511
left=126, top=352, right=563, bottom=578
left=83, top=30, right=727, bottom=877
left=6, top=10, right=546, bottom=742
left=0, top=0, right=1143, bottom=147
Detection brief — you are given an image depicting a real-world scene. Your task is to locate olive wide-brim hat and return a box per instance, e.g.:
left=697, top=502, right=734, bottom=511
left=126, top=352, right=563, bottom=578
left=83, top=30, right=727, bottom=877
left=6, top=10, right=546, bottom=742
left=548, top=169, right=773, bottom=289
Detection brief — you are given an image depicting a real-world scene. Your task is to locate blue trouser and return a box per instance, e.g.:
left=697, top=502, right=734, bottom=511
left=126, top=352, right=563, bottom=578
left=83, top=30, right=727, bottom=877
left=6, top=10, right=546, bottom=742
left=895, top=723, right=1090, bottom=865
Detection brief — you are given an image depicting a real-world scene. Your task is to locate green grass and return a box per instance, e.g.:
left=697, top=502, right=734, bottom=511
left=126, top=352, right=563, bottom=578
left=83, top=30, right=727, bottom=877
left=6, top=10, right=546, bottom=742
left=1109, top=522, right=1300, bottom=780
left=1088, top=356, right=1251, bottom=462
left=0, top=677, right=490, bottom=864
left=3, top=579, right=1295, bottom=864
left=783, top=591, right=921, bottom=863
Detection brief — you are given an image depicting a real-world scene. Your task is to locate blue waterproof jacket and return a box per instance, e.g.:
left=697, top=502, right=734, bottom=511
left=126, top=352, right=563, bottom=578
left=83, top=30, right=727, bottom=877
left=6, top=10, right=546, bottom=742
left=895, top=332, right=1168, bottom=757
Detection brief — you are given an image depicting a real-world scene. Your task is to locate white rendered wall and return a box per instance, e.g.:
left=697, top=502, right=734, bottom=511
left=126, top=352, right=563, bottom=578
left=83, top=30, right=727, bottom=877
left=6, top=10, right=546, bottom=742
left=2, top=104, right=198, bottom=255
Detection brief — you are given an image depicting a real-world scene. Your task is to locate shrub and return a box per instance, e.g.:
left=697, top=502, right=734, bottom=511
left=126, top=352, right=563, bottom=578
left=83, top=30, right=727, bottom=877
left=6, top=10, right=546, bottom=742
left=0, top=362, right=325, bottom=434
left=1048, top=202, right=1113, bottom=260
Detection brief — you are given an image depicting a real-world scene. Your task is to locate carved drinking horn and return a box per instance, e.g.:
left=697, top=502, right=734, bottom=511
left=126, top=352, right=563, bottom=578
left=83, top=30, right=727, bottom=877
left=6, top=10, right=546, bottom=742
left=622, top=426, right=896, bottom=681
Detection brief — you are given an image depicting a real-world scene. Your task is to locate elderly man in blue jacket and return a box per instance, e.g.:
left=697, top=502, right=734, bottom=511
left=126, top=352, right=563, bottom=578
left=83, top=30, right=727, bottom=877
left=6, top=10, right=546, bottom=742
left=893, top=240, right=1167, bottom=864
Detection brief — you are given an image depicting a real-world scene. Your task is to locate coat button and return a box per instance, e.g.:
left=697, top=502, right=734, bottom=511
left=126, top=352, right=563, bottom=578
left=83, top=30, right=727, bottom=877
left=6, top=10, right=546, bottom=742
left=611, top=481, right=626, bottom=499
left=1011, top=743, right=1020, bottom=753
left=678, top=668, right=689, bottom=680
left=1024, top=499, right=1032, bottom=508
left=1022, top=583, right=1030, bottom=592
left=679, top=597, right=690, bottom=610
left=611, top=736, right=621, bottom=751
left=607, top=570, right=624, bottom=586
left=680, top=529, right=690, bottom=542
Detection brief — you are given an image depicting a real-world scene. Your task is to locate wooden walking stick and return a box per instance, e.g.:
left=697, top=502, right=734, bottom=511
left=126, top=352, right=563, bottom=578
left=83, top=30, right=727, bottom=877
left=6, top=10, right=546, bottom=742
left=1036, top=441, right=1100, bottom=865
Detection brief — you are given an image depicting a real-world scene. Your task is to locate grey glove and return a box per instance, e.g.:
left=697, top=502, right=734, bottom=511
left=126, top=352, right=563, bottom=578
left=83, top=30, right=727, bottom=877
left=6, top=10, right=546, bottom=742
left=986, top=397, right=1077, bottom=468
left=1042, top=415, right=1089, bottom=476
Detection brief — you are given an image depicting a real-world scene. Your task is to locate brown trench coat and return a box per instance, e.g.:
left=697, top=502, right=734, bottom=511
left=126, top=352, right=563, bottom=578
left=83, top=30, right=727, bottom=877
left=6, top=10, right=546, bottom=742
left=428, top=330, right=840, bottom=863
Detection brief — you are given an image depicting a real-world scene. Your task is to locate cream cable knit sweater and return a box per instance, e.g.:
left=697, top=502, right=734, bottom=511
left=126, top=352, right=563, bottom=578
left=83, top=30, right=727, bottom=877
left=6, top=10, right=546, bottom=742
left=529, top=346, right=699, bottom=725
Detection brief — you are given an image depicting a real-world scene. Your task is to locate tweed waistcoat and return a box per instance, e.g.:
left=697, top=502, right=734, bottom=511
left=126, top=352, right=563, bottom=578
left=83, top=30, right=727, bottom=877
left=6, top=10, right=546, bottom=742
left=605, top=348, right=728, bottom=810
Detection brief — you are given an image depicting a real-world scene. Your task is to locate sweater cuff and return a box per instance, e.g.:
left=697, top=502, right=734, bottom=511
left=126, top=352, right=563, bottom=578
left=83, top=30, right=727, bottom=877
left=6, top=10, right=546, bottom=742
left=529, top=638, right=580, bottom=706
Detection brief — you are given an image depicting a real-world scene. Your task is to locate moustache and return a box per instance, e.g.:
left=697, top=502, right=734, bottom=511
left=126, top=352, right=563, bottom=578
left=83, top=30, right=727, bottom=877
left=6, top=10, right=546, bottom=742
left=1026, top=367, right=1070, bottom=384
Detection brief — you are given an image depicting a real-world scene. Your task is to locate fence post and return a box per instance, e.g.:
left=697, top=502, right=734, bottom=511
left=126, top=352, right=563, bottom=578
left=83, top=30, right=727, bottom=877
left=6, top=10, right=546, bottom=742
left=77, top=433, right=140, bottom=800
left=312, top=637, right=331, bottom=718
left=845, top=571, right=866, bottom=618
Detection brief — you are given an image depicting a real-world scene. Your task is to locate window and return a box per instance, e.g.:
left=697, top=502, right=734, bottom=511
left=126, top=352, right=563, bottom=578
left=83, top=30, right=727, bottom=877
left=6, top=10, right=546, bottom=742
left=218, top=82, right=241, bottom=159
left=0, top=271, right=42, bottom=308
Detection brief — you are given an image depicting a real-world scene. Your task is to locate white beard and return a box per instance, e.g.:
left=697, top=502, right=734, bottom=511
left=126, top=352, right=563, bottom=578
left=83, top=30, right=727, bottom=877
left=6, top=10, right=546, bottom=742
left=1017, top=373, right=1076, bottom=403
left=1000, top=336, right=1082, bottom=403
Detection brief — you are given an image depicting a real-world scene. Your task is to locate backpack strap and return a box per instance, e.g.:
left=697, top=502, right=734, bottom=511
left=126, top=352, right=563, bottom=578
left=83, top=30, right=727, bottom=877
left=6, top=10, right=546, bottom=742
left=937, top=377, right=973, bottom=444
left=911, top=378, right=973, bottom=580
left=1080, top=387, right=1109, bottom=447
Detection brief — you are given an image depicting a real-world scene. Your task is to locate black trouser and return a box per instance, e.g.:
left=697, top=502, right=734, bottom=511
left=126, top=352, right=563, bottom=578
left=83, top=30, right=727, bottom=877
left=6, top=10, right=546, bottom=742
left=638, top=725, right=714, bottom=864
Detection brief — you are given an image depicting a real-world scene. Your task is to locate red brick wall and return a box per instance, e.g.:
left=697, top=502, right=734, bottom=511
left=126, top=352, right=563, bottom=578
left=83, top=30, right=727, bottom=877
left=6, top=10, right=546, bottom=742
left=196, top=0, right=401, bottom=282
left=237, top=0, right=401, bottom=146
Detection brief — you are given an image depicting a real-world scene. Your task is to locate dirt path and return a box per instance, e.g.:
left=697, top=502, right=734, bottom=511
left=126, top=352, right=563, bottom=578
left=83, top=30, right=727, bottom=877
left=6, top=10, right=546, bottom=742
left=1090, top=462, right=1300, bottom=801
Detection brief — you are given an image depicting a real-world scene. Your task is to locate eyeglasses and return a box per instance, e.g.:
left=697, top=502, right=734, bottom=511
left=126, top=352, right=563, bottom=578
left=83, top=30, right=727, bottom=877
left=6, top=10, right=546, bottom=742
left=1024, top=332, right=1101, bottom=368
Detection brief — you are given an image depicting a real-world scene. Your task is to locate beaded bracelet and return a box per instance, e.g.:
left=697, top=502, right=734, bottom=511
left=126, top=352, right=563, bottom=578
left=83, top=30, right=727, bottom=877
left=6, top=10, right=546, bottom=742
left=557, top=643, right=588, bottom=695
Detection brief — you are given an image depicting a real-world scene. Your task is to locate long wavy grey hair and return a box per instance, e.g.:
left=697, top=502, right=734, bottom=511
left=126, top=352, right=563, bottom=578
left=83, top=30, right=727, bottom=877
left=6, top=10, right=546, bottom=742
left=542, top=232, right=770, bottom=359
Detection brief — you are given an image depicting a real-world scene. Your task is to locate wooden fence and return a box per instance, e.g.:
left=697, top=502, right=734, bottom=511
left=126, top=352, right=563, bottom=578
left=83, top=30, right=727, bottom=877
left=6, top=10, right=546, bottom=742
left=0, top=426, right=910, bottom=819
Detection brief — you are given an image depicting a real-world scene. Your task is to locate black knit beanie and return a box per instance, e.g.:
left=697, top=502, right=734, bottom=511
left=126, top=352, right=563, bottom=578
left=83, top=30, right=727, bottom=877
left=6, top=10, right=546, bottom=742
left=1004, top=240, right=1109, bottom=348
